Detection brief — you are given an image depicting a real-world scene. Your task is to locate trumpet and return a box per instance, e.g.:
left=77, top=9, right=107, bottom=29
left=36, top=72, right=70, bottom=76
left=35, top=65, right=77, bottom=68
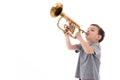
left=50, top=3, right=87, bottom=39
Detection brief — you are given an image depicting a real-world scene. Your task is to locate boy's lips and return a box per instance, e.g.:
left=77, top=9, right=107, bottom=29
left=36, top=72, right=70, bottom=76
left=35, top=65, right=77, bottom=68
left=86, top=32, right=89, bottom=36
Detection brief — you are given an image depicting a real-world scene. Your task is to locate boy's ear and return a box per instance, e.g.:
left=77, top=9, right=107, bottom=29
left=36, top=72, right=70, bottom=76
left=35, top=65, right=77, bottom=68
left=97, top=35, right=102, bottom=41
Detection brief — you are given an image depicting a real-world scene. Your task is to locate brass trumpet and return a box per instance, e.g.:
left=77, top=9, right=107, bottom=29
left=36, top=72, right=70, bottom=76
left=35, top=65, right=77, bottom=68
left=50, top=3, right=86, bottom=39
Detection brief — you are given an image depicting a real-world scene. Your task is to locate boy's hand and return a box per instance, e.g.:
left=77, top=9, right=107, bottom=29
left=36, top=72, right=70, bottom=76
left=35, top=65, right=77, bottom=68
left=64, top=31, right=70, bottom=38
left=75, top=31, right=82, bottom=40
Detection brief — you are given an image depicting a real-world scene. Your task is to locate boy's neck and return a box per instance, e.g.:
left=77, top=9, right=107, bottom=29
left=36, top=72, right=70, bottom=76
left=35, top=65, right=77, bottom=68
left=87, top=41, right=99, bottom=44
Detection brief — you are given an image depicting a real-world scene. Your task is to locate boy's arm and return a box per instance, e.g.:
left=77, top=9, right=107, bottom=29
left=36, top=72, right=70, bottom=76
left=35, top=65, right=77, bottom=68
left=64, top=32, right=77, bottom=50
left=76, top=32, right=94, bottom=54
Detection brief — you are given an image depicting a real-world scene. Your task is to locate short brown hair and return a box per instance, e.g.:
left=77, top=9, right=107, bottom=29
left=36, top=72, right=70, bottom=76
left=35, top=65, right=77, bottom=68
left=90, top=24, right=105, bottom=43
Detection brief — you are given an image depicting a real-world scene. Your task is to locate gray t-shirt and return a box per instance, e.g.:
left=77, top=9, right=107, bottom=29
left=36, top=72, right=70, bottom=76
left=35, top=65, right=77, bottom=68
left=75, top=42, right=101, bottom=80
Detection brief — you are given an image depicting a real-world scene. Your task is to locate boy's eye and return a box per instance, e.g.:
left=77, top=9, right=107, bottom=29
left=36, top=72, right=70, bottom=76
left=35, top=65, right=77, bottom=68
left=91, top=29, right=94, bottom=31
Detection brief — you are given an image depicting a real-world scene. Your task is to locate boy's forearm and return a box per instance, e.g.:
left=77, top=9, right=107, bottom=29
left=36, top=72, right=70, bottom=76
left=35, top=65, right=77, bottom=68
left=65, top=37, right=76, bottom=50
left=65, top=37, right=72, bottom=49
left=77, top=37, right=94, bottom=54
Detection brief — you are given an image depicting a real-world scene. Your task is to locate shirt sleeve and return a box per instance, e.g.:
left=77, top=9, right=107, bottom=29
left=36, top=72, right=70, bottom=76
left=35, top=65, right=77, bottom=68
left=91, top=43, right=101, bottom=56
left=75, top=44, right=82, bottom=53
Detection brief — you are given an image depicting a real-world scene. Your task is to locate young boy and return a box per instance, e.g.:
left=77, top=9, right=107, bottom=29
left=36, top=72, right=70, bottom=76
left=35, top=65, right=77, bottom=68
left=64, top=24, right=105, bottom=80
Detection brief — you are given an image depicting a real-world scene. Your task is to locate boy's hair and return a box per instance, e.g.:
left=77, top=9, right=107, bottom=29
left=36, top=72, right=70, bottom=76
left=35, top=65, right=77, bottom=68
left=90, top=24, right=105, bottom=43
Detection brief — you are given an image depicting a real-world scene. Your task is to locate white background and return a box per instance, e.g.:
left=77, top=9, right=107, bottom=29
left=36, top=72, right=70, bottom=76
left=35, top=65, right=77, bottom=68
left=0, top=0, right=120, bottom=80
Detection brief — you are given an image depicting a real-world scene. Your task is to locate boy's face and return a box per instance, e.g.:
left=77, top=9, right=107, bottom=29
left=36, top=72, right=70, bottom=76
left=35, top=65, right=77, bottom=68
left=85, top=25, right=101, bottom=43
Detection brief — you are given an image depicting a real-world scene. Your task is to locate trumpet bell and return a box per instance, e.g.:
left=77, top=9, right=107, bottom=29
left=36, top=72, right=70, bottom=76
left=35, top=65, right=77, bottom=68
left=50, top=3, right=63, bottom=17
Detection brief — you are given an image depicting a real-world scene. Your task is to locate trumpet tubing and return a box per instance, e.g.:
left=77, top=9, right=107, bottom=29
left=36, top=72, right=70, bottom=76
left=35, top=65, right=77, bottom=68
left=50, top=3, right=86, bottom=39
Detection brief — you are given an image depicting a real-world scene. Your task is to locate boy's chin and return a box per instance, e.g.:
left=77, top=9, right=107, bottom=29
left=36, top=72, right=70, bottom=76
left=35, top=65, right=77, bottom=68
left=86, top=38, right=93, bottom=42
left=85, top=36, right=89, bottom=40
left=86, top=38, right=90, bottom=42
